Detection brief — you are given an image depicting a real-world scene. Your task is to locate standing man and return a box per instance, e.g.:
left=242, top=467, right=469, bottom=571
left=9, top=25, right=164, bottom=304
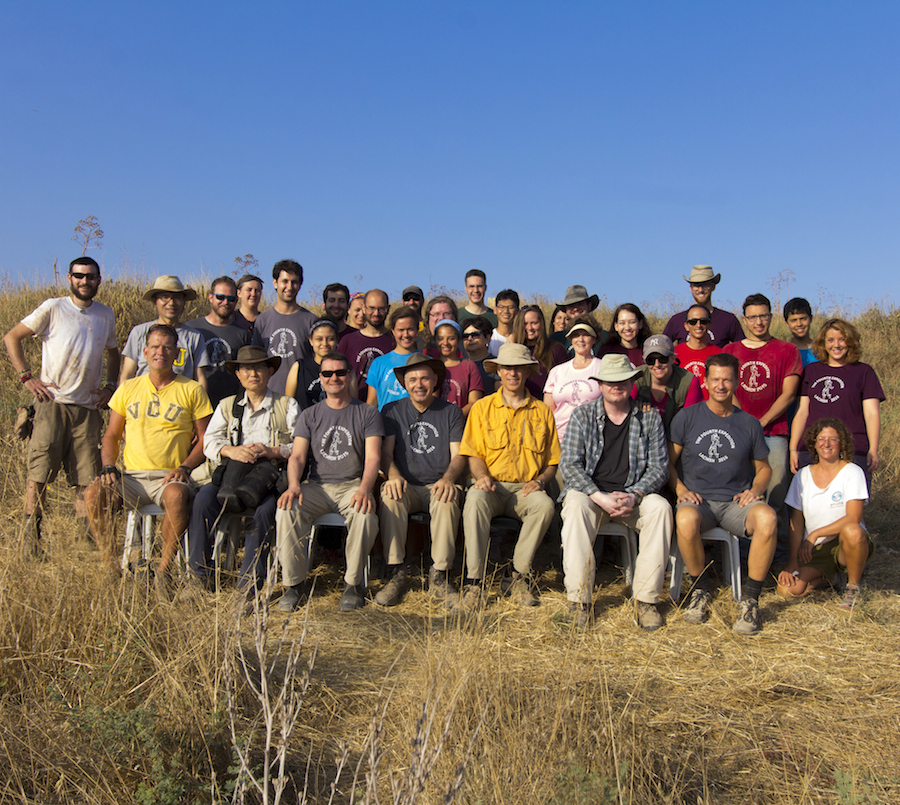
left=668, top=353, right=777, bottom=635
left=85, top=324, right=213, bottom=588
left=458, top=343, right=560, bottom=609
left=186, top=276, right=251, bottom=407
left=276, top=352, right=383, bottom=612
left=337, top=288, right=395, bottom=400
left=401, top=285, right=425, bottom=320
left=252, top=260, right=317, bottom=394
left=4, top=256, right=119, bottom=554
left=120, top=275, right=209, bottom=390
left=663, top=265, right=743, bottom=347
left=323, top=282, right=352, bottom=339
left=365, top=307, right=421, bottom=410
left=378, top=354, right=468, bottom=606
left=234, top=274, right=263, bottom=334
left=559, top=355, right=673, bottom=630
left=673, top=303, right=723, bottom=400
left=458, top=270, right=498, bottom=328
left=489, top=289, right=520, bottom=356
left=550, top=285, right=605, bottom=354
left=724, top=294, right=801, bottom=551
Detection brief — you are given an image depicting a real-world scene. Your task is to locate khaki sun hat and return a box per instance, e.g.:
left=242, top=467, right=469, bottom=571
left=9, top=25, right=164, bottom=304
left=565, top=321, right=598, bottom=339
left=484, top=342, right=540, bottom=376
left=392, top=352, right=447, bottom=387
left=682, top=265, right=721, bottom=285
left=224, top=345, right=282, bottom=374
left=559, top=284, right=600, bottom=311
left=143, top=275, right=198, bottom=301
left=590, top=354, right=641, bottom=384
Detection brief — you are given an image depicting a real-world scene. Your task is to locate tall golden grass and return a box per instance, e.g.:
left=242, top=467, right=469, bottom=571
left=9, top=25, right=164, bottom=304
left=1, top=275, right=898, bottom=804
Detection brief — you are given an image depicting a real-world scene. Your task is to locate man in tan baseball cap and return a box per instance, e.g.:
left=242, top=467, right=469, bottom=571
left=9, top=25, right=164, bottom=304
left=662, top=265, right=743, bottom=348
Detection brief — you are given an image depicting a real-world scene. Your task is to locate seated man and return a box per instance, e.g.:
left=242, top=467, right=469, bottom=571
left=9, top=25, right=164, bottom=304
left=276, top=352, right=383, bottom=612
left=560, top=354, right=673, bottom=630
left=379, top=354, right=468, bottom=607
left=458, top=343, right=559, bottom=609
left=85, top=324, right=213, bottom=595
left=187, top=346, right=299, bottom=596
left=668, top=353, right=777, bottom=635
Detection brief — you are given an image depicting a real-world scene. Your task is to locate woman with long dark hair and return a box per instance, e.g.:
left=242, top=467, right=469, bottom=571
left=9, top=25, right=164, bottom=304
left=600, top=303, right=652, bottom=367
left=510, top=305, right=567, bottom=397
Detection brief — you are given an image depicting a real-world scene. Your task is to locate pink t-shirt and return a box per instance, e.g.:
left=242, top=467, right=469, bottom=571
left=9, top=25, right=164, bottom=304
left=440, top=360, right=484, bottom=409
left=543, top=358, right=603, bottom=441
left=724, top=338, right=802, bottom=436
left=674, top=342, right=723, bottom=400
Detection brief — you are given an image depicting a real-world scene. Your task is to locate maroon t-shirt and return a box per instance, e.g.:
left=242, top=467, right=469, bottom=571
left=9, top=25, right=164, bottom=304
left=440, top=360, right=485, bottom=409
left=338, top=330, right=395, bottom=400
left=724, top=338, right=802, bottom=436
left=800, top=361, right=885, bottom=455
left=526, top=341, right=569, bottom=398
left=664, top=307, right=744, bottom=347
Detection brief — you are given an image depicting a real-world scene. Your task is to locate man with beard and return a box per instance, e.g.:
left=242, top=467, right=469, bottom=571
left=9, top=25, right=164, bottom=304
left=338, top=288, right=395, bottom=401
left=323, top=282, right=352, bottom=339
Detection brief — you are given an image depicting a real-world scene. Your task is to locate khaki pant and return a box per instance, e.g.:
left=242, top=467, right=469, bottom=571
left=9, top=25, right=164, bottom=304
left=276, top=480, right=378, bottom=587
left=379, top=483, right=461, bottom=570
left=561, top=490, right=673, bottom=605
left=462, top=481, right=554, bottom=580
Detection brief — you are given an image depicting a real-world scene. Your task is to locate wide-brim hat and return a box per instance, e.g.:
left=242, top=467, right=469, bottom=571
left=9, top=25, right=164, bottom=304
left=590, top=354, right=642, bottom=384
left=560, top=284, right=600, bottom=311
left=225, top=345, right=282, bottom=374
left=682, top=265, right=721, bottom=285
left=484, top=342, right=540, bottom=376
left=143, top=275, right=198, bottom=301
left=392, top=352, right=446, bottom=387
left=642, top=333, right=675, bottom=361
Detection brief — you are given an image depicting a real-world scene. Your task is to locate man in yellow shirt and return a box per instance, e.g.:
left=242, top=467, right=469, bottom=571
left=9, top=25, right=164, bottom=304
left=459, top=343, right=560, bottom=609
left=85, top=324, right=213, bottom=594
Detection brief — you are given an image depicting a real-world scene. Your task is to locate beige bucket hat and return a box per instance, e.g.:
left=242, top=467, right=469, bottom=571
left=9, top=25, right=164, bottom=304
left=682, top=265, right=721, bottom=285
left=484, top=343, right=540, bottom=376
left=590, top=354, right=642, bottom=384
left=143, top=275, right=198, bottom=301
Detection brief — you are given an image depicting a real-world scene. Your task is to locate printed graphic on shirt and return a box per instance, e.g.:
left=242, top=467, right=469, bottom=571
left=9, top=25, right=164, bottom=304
left=441, top=378, right=462, bottom=402
left=831, top=490, right=843, bottom=505
left=739, top=361, right=770, bottom=393
left=810, top=375, right=844, bottom=404
left=204, top=337, right=232, bottom=368
left=307, top=377, right=325, bottom=404
left=269, top=328, right=299, bottom=359
left=556, top=378, right=596, bottom=406
left=319, top=425, right=353, bottom=461
left=409, top=420, right=440, bottom=455
left=356, top=346, right=387, bottom=379
left=126, top=399, right=186, bottom=423
left=695, top=428, right=736, bottom=463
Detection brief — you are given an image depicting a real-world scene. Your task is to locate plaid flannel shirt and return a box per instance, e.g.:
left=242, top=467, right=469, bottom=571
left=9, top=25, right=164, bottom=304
left=559, top=398, right=668, bottom=500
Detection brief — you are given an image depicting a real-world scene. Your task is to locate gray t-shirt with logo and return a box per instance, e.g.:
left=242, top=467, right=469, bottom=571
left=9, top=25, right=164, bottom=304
left=669, top=403, right=768, bottom=501
left=185, top=317, right=251, bottom=407
left=382, top=397, right=466, bottom=486
left=294, top=398, right=384, bottom=484
left=252, top=306, right=317, bottom=394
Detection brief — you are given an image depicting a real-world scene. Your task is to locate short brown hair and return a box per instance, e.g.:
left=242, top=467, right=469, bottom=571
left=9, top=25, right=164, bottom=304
left=388, top=307, right=419, bottom=330
left=812, top=317, right=861, bottom=364
left=804, top=417, right=855, bottom=463
left=705, top=352, right=739, bottom=381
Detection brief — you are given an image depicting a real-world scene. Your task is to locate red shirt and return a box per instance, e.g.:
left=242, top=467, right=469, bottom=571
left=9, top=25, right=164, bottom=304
left=674, top=342, right=723, bottom=400
left=724, top=338, right=801, bottom=436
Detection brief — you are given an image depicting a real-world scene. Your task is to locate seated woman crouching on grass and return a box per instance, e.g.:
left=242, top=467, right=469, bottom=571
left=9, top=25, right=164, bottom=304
left=777, top=417, right=874, bottom=609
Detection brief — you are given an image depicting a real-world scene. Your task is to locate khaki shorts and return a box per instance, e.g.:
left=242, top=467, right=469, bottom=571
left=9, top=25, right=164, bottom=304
left=120, top=471, right=195, bottom=509
left=803, top=533, right=876, bottom=580
left=27, top=401, right=101, bottom=487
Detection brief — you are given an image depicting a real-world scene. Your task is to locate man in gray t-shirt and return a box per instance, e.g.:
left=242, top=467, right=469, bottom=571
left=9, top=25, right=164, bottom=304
left=276, top=352, right=384, bottom=612
left=379, top=354, right=468, bottom=607
left=668, top=353, right=777, bottom=636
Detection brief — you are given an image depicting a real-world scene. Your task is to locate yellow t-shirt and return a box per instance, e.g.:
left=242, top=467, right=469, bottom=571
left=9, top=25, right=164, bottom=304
left=109, top=375, right=213, bottom=471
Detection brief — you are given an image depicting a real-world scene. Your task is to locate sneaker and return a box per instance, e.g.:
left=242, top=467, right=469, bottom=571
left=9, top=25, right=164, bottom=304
left=682, top=589, right=712, bottom=624
left=278, top=583, right=308, bottom=613
left=455, top=584, right=484, bottom=612
left=839, top=583, right=862, bottom=610
left=339, top=584, right=366, bottom=612
left=637, top=601, right=663, bottom=632
left=375, top=565, right=409, bottom=607
left=733, top=597, right=761, bottom=635
left=429, top=567, right=459, bottom=608
left=569, top=601, right=589, bottom=628
left=504, top=571, right=538, bottom=607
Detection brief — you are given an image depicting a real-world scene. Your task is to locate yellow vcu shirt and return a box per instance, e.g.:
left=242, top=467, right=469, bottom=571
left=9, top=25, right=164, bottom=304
left=459, top=391, right=560, bottom=483
left=109, top=375, right=213, bottom=472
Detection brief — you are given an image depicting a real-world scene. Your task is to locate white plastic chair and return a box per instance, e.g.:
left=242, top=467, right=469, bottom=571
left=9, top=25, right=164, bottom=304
left=121, top=502, right=189, bottom=573
left=596, top=522, right=639, bottom=589
left=669, top=527, right=742, bottom=603
left=272, top=511, right=369, bottom=586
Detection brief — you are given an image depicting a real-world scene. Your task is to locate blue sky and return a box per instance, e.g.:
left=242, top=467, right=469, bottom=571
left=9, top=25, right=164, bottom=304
left=2, top=2, right=898, bottom=316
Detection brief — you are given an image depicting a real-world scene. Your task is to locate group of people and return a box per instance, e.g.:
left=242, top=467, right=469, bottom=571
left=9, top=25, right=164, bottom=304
left=6, top=257, right=884, bottom=632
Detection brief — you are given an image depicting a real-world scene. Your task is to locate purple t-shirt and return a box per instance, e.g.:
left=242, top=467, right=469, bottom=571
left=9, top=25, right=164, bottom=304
left=338, top=330, right=395, bottom=400
left=800, top=361, right=885, bottom=456
left=663, top=307, right=744, bottom=347
left=440, top=361, right=484, bottom=409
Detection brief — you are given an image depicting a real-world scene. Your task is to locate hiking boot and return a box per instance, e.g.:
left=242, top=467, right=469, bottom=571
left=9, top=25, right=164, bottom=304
left=153, top=570, right=177, bottom=602
left=504, top=571, right=537, bottom=607
left=569, top=601, right=589, bottom=628
left=839, top=583, right=862, bottom=610
left=682, top=588, right=712, bottom=624
left=636, top=601, right=663, bottom=632
left=277, top=583, right=308, bottom=613
left=176, top=574, right=211, bottom=603
left=375, top=564, right=409, bottom=607
left=339, top=583, right=366, bottom=612
left=732, top=597, right=761, bottom=635
left=23, top=514, right=45, bottom=560
left=429, top=567, right=459, bottom=608
left=455, top=584, right=484, bottom=612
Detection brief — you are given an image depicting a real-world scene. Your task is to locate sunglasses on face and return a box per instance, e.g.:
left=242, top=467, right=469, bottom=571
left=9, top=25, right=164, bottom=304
left=320, top=368, right=351, bottom=378
left=646, top=355, right=670, bottom=366
left=69, top=272, right=100, bottom=280
left=686, top=318, right=710, bottom=326
left=463, top=332, right=483, bottom=340
left=403, top=294, right=421, bottom=302
left=214, top=293, right=237, bottom=303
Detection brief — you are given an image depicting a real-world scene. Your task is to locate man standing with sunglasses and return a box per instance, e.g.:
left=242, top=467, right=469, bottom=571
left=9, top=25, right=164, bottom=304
left=5, top=257, right=120, bottom=556
left=662, top=265, right=743, bottom=347
left=673, top=304, right=723, bottom=399
left=187, top=276, right=250, bottom=407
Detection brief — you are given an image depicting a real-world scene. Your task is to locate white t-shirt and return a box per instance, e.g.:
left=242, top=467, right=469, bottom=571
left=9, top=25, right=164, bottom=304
left=543, top=357, right=603, bottom=442
left=20, top=297, right=117, bottom=407
left=489, top=328, right=510, bottom=357
left=785, top=463, right=868, bottom=544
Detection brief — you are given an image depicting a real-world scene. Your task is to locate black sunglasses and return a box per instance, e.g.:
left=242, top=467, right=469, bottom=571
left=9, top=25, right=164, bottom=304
left=403, top=294, right=422, bottom=302
left=646, top=355, right=670, bottom=366
left=686, top=318, right=711, bottom=326
left=70, top=272, right=100, bottom=280
left=214, top=293, right=237, bottom=303
left=320, top=368, right=351, bottom=378
left=463, top=331, right=483, bottom=339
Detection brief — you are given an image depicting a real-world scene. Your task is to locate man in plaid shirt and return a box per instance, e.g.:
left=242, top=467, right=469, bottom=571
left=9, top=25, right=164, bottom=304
left=559, top=354, right=673, bottom=631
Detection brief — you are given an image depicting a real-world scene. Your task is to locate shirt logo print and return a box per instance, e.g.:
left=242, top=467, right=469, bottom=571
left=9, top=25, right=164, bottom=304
left=269, top=328, right=299, bottom=358
left=320, top=425, right=352, bottom=461
left=811, top=375, right=844, bottom=404
left=740, top=360, right=770, bottom=393
left=409, top=421, right=439, bottom=455
left=695, top=428, right=736, bottom=463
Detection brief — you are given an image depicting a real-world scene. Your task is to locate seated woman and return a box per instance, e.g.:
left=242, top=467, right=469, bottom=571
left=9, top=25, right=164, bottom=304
left=510, top=305, right=568, bottom=398
left=599, top=303, right=652, bottom=367
left=433, top=318, right=483, bottom=414
left=543, top=318, right=602, bottom=443
left=777, top=417, right=874, bottom=609
left=632, top=334, right=702, bottom=433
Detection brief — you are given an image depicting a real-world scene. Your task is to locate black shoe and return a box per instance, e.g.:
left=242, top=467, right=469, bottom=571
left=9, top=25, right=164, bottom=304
left=277, top=583, right=308, bottom=612
left=340, top=584, right=366, bottom=611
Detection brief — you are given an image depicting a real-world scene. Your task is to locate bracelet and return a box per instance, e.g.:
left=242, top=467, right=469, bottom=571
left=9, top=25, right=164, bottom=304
left=177, top=465, right=191, bottom=476
left=101, top=465, right=121, bottom=479
left=105, top=381, right=118, bottom=392
left=20, top=371, right=33, bottom=383
left=536, top=479, right=546, bottom=490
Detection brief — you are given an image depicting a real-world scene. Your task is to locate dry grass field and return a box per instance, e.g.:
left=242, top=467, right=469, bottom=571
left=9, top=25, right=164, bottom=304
left=1, top=275, right=898, bottom=804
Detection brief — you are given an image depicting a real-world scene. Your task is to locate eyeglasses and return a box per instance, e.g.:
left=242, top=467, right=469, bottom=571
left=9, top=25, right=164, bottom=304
left=496, top=305, right=517, bottom=313
left=320, top=368, right=351, bottom=378
left=816, top=436, right=840, bottom=445
left=646, top=355, right=670, bottom=366
left=745, top=314, right=772, bottom=322
left=686, top=318, right=710, bottom=326
left=69, top=272, right=100, bottom=280
left=366, top=305, right=389, bottom=313
left=463, top=331, right=483, bottom=340
left=214, top=293, right=237, bottom=303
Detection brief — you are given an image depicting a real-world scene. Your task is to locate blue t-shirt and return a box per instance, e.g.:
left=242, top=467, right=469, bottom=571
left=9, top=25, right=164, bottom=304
left=367, top=350, right=418, bottom=411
